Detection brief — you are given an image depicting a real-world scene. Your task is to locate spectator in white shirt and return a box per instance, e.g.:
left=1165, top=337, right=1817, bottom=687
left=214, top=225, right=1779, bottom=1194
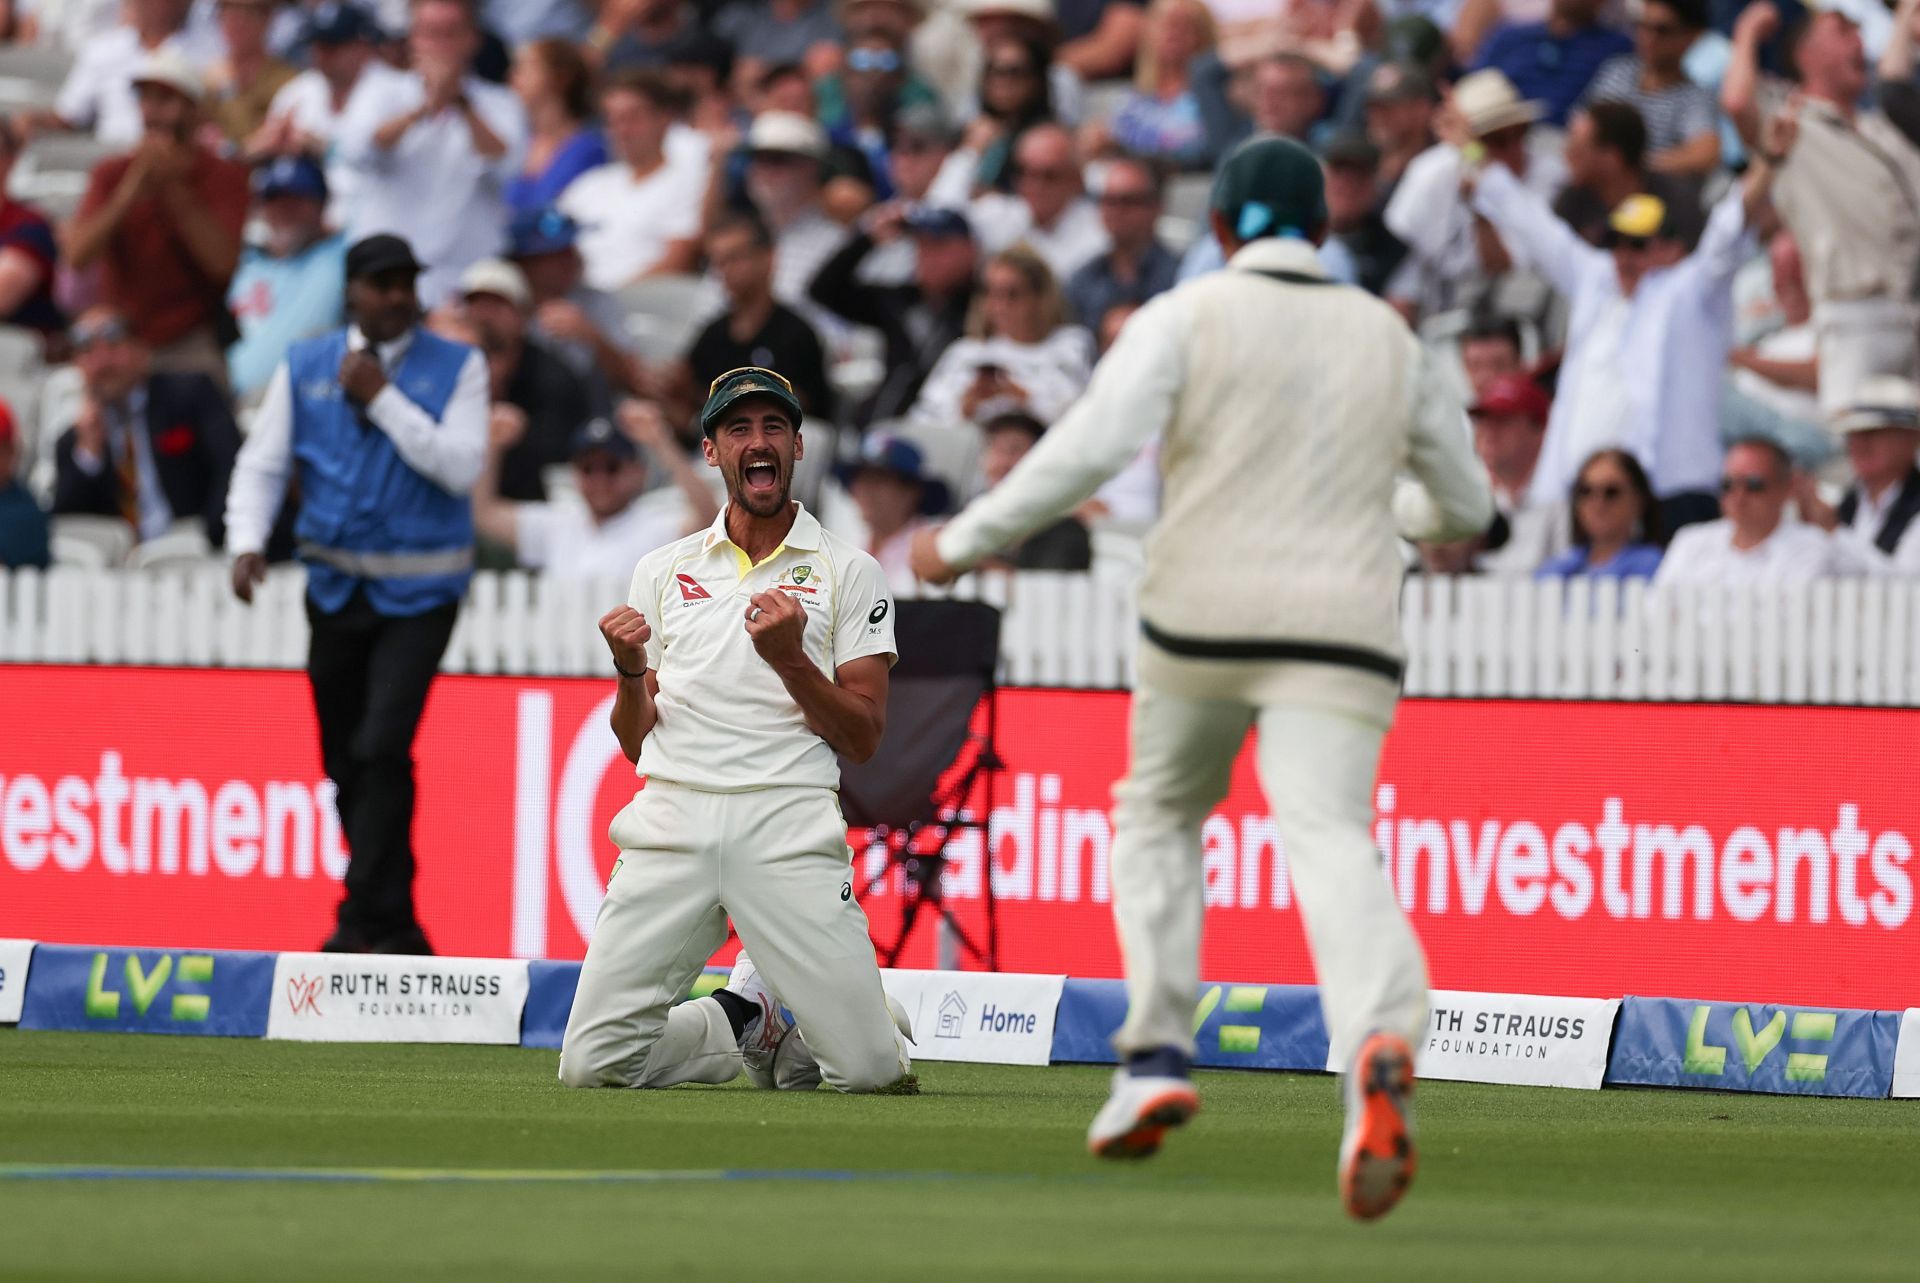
left=739, top=111, right=848, bottom=326
left=334, top=0, right=528, bottom=306
left=49, top=0, right=222, bottom=146
left=910, top=243, right=1093, bottom=437
left=1469, top=154, right=1772, bottom=537
left=1798, top=376, right=1920, bottom=576
left=474, top=400, right=717, bottom=580
left=1656, top=438, right=1849, bottom=586
left=1384, top=69, right=1567, bottom=321
left=971, top=122, right=1110, bottom=283
left=252, top=3, right=401, bottom=233
left=557, top=68, right=703, bottom=291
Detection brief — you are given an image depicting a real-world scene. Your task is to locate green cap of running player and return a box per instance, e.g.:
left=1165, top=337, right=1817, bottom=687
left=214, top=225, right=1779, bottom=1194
left=1209, top=135, right=1328, bottom=244
left=699, top=366, right=805, bottom=437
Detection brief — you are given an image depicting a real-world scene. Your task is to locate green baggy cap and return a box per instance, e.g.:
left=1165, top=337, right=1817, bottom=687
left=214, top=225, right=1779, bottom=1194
left=1209, top=136, right=1328, bottom=245
left=699, top=366, right=805, bottom=437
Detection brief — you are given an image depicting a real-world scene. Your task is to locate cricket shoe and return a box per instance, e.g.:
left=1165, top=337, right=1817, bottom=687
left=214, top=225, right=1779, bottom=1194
left=726, top=953, right=796, bottom=1091
left=1338, top=1031, right=1418, bottom=1222
left=1086, top=1068, right=1200, bottom=1160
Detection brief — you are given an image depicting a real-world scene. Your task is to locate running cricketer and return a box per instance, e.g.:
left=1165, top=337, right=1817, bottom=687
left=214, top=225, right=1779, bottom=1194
left=559, top=368, right=914, bottom=1094
left=910, top=138, right=1493, bottom=1219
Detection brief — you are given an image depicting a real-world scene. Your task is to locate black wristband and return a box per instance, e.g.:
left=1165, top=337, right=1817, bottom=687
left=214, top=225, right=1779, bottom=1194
left=613, top=659, right=646, bottom=681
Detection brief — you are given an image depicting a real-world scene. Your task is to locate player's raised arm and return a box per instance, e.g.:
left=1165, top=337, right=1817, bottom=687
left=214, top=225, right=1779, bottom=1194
left=600, top=605, right=659, bottom=762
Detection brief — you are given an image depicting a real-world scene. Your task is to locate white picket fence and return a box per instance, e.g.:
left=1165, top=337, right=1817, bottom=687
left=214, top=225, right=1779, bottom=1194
left=1, top=565, right=1918, bottom=704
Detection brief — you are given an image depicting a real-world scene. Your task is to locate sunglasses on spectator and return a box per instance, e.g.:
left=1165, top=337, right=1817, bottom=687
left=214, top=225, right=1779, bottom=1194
left=986, top=62, right=1038, bottom=79
left=1634, top=19, right=1683, bottom=37
left=893, top=136, right=943, bottom=154
left=847, top=49, right=903, bottom=74
left=1016, top=165, right=1075, bottom=183
left=71, top=318, right=130, bottom=350
left=1720, top=475, right=1772, bottom=495
left=576, top=458, right=629, bottom=477
left=1099, top=189, right=1156, bottom=207
left=1607, top=233, right=1653, bottom=252
left=1575, top=482, right=1626, bottom=501
left=983, top=282, right=1033, bottom=300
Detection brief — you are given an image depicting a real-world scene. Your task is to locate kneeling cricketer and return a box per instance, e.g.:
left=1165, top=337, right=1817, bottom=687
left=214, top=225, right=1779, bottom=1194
left=559, top=368, right=915, bottom=1093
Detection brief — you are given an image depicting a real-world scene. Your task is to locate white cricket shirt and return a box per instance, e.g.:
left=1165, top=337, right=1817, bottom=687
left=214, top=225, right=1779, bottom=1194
left=627, top=503, right=897, bottom=793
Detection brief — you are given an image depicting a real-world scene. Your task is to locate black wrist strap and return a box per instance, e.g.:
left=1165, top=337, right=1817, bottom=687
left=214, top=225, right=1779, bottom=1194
left=613, top=660, right=646, bottom=680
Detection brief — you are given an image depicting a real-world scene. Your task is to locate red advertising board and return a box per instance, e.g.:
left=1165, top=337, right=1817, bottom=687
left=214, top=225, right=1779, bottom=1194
left=1, top=665, right=1915, bottom=1008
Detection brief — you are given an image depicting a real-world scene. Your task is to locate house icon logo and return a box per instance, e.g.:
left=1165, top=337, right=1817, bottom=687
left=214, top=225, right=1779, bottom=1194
left=936, top=990, right=967, bottom=1039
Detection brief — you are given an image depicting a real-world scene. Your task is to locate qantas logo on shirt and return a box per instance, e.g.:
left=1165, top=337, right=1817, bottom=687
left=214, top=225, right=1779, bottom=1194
left=675, top=574, right=713, bottom=603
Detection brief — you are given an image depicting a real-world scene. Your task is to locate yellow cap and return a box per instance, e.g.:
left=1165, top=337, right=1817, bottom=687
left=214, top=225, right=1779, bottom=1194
left=1608, top=194, right=1666, bottom=240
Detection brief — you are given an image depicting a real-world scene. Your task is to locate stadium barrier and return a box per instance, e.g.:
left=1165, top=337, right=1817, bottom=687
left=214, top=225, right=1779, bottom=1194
left=5, top=939, right=1915, bottom=1099
left=3, top=668, right=1916, bottom=1009
left=5, top=566, right=1920, bottom=700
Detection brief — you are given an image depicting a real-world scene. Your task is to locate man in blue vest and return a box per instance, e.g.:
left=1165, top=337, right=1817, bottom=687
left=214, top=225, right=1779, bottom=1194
left=226, top=232, right=489, bottom=954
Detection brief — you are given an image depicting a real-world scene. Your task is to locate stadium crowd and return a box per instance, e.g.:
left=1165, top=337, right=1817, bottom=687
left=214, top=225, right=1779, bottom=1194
left=2, top=0, right=1920, bottom=589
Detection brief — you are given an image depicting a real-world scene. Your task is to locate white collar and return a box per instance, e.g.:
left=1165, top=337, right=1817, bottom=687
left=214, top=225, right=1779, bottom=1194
left=700, top=501, right=823, bottom=555
left=1226, top=236, right=1330, bottom=280
left=348, top=324, right=415, bottom=369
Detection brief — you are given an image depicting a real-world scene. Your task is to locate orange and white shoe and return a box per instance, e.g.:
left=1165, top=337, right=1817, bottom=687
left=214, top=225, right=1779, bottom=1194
left=1086, top=1070, right=1201, bottom=1160
left=1338, top=1031, right=1418, bottom=1221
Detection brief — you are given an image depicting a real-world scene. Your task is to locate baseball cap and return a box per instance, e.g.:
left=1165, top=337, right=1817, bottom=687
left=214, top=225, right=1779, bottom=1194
left=252, top=154, right=328, bottom=202
left=904, top=206, right=973, bottom=239
left=893, top=101, right=955, bottom=147
left=1210, top=136, right=1327, bottom=242
left=570, top=417, right=640, bottom=463
left=747, top=110, right=829, bottom=160
left=1468, top=374, right=1551, bottom=424
left=834, top=432, right=951, bottom=514
left=1320, top=128, right=1381, bottom=172
left=509, top=206, right=580, bottom=258
left=700, top=366, right=804, bottom=437
left=344, top=233, right=422, bottom=280
left=459, top=258, right=532, bottom=309
left=305, top=1, right=380, bottom=45
left=130, top=48, right=204, bottom=102
left=1607, top=193, right=1667, bottom=243
left=1832, top=375, right=1920, bottom=434
left=1366, top=61, right=1432, bottom=106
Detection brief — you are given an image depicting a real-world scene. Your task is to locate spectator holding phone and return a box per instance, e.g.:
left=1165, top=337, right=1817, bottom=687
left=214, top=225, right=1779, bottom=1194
left=909, top=244, right=1092, bottom=434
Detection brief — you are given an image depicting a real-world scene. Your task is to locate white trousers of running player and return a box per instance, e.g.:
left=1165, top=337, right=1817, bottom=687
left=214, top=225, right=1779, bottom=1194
left=1109, top=677, right=1429, bottom=1068
left=558, top=781, right=912, bottom=1092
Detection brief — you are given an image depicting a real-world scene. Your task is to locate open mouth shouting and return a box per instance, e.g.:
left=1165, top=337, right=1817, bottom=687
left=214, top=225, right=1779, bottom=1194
left=742, top=456, right=781, bottom=496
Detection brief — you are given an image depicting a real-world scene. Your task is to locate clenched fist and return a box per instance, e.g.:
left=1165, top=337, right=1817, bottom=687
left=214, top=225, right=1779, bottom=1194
left=599, top=606, right=652, bottom=676
left=745, top=589, right=806, bottom=667
left=339, top=350, right=388, bottom=405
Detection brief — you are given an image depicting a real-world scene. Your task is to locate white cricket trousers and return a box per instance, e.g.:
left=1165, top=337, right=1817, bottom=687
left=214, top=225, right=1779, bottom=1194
left=558, top=781, right=912, bottom=1092
left=1109, top=684, right=1429, bottom=1068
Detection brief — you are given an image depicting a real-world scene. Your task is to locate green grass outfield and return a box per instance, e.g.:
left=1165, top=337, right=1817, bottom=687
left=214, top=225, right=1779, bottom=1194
left=0, top=1032, right=1914, bottom=1282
